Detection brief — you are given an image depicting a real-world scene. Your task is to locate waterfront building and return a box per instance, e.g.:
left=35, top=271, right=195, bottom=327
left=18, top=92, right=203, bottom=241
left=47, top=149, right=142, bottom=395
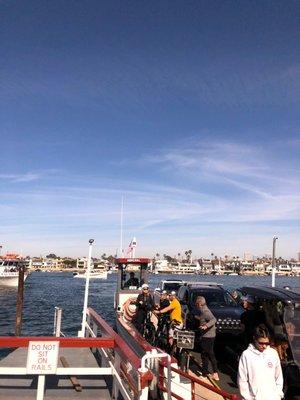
left=243, top=252, right=253, bottom=261
left=76, top=257, right=93, bottom=269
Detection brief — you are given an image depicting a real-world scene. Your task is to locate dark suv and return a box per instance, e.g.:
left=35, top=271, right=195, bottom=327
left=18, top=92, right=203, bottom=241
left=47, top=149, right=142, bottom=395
left=237, top=286, right=300, bottom=400
left=177, top=282, right=243, bottom=335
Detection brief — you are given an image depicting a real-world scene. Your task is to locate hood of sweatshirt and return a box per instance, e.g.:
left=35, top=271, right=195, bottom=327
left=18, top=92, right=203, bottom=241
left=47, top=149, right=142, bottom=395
left=248, top=343, right=265, bottom=355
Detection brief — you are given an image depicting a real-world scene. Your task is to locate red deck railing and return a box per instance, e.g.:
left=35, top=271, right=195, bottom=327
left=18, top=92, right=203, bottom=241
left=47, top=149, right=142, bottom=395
left=158, top=361, right=240, bottom=400
left=0, top=308, right=153, bottom=394
left=0, top=336, right=114, bottom=348
left=87, top=307, right=153, bottom=388
left=87, top=307, right=144, bottom=370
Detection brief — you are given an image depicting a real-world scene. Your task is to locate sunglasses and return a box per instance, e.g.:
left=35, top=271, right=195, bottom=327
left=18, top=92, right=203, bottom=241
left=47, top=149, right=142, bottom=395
left=256, top=341, right=270, bottom=346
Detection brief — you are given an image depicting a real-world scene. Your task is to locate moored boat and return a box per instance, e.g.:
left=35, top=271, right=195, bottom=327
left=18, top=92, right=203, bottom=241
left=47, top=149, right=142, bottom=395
left=73, top=269, right=107, bottom=279
left=0, top=259, right=28, bottom=287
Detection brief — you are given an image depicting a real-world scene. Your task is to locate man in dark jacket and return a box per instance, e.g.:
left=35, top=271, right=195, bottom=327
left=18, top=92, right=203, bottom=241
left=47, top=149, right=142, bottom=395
left=159, top=290, right=170, bottom=309
left=133, top=283, right=154, bottom=332
left=240, top=295, right=266, bottom=347
left=124, top=272, right=139, bottom=288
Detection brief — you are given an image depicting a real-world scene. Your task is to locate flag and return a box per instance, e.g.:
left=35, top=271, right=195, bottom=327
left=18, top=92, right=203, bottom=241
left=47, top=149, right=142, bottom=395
left=125, top=238, right=137, bottom=255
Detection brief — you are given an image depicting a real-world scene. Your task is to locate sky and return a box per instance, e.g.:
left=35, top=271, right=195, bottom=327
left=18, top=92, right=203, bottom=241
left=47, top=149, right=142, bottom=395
left=1, top=1, right=299, bottom=259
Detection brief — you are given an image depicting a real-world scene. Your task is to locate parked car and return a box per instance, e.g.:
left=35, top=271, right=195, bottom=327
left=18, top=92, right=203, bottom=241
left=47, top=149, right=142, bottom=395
left=236, top=286, right=300, bottom=400
left=177, top=282, right=243, bottom=335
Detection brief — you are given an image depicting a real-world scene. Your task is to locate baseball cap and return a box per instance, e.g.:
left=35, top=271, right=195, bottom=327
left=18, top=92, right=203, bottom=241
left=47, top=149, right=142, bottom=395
left=161, top=290, right=168, bottom=294
left=141, top=283, right=149, bottom=289
left=243, top=294, right=255, bottom=303
left=170, top=291, right=176, bottom=296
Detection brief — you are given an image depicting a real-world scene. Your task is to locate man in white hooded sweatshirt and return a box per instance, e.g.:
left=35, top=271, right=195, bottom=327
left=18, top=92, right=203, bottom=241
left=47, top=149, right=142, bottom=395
left=238, top=324, right=284, bottom=400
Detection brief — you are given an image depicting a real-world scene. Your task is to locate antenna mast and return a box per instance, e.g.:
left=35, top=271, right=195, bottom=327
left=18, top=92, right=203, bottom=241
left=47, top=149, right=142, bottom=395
left=120, top=196, right=124, bottom=256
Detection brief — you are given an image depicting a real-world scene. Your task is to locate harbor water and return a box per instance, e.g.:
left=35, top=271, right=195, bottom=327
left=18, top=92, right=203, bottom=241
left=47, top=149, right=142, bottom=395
left=0, top=272, right=299, bottom=339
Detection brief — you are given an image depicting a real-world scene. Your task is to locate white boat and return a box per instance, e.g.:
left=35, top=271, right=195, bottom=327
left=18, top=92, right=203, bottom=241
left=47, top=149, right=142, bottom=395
left=153, top=259, right=173, bottom=273
left=73, top=269, right=107, bottom=279
left=174, top=262, right=200, bottom=274
left=0, top=259, right=28, bottom=287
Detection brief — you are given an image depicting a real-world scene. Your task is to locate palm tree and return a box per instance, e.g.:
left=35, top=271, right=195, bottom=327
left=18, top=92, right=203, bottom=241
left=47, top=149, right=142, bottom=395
left=184, top=251, right=189, bottom=262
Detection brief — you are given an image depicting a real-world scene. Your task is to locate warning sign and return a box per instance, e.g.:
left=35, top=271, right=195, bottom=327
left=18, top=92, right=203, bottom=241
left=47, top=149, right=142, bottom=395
left=26, top=341, right=59, bottom=374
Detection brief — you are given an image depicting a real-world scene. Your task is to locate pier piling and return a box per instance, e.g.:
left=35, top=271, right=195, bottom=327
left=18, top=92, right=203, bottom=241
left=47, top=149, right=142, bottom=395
left=15, top=262, right=25, bottom=336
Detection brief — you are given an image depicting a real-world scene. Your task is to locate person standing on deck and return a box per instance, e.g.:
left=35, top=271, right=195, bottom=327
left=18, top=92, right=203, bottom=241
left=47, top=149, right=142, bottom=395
left=241, top=295, right=266, bottom=347
left=133, top=283, right=154, bottom=332
left=156, top=290, right=171, bottom=325
left=238, top=324, right=283, bottom=400
left=194, top=296, right=219, bottom=381
left=159, top=290, right=170, bottom=309
left=156, top=290, right=183, bottom=346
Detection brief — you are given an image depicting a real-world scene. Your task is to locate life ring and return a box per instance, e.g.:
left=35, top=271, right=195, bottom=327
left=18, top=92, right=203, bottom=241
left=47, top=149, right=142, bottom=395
left=122, top=297, right=137, bottom=322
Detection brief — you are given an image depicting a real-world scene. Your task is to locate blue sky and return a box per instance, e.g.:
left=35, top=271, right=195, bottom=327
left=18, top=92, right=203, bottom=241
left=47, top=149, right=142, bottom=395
left=1, top=1, right=299, bottom=258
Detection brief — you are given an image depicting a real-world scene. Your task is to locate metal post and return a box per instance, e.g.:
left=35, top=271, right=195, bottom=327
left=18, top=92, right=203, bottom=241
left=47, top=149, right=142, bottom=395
left=271, top=236, right=278, bottom=288
left=53, top=307, right=62, bottom=337
left=15, top=262, right=25, bottom=336
left=86, top=314, right=91, bottom=338
left=112, top=352, right=121, bottom=399
left=79, top=239, right=94, bottom=337
left=53, top=307, right=57, bottom=335
left=91, top=321, right=98, bottom=354
left=120, top=196, right=124, bottom=256
left=139, top=351, right=171, bottom=400
left=36, top=374, right=45, bottom=400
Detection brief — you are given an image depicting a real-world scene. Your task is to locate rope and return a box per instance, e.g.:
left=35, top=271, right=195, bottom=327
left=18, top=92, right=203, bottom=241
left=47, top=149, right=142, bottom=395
left=122, top=298, right=137, bottom=322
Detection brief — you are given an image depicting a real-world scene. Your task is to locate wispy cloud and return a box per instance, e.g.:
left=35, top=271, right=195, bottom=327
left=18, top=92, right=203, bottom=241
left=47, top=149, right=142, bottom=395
left=0, top=169, right=62, bottom=183
left=0, top=138, right=299, bottom=257
left=0, top=173, right=41, bottom=183
left=146, top=139, right=299, bottom=190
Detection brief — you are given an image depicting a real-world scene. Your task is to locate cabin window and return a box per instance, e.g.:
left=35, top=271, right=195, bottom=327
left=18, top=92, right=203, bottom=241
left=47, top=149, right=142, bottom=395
left=121, top=269, right=145, bottom=289
left=119, top=262, right=148, bottom=290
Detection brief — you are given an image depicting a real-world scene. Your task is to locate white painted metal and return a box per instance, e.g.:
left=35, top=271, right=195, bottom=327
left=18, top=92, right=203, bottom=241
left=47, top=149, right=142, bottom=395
left=271, top=236, right=278, bottom=287
left=36, top=374, right=45, bottom=400
left=120, top=195, right=124, bottom=256
left=53, top=307, right=62, bottom=337
left=0, top=367, right=27, bottom=374
left=79, top=240, right=94, bottom=337
left=140, top=350, right=171, bottom=400
left=0, top=367, right=112, bottom=375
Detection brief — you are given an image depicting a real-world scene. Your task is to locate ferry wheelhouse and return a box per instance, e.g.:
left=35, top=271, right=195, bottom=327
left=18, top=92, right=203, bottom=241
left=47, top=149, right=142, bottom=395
left=115, top=257, right=150, bottom=356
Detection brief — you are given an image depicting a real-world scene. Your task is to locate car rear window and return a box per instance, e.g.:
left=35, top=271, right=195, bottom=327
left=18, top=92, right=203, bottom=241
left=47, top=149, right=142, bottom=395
left=163, top=282, right=182, bottom=292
